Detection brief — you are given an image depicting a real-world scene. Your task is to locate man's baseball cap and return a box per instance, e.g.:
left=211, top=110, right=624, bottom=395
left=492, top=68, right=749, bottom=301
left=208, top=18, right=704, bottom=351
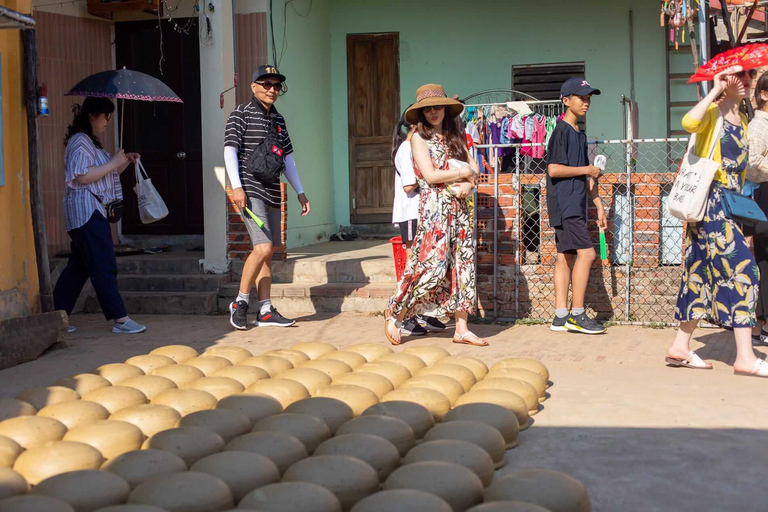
left=560, top=77, right=601, bottom=98
left=252, top=64, right=286, bottom=83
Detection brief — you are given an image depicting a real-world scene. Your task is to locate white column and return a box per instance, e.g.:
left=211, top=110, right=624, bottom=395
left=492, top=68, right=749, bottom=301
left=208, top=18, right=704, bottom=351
left=200, top=0, right=235, bottom=273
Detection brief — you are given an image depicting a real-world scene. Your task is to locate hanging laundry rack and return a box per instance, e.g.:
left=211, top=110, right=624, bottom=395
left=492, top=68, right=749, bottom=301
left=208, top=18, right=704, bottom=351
left=460, top=91, right=567, bottom=319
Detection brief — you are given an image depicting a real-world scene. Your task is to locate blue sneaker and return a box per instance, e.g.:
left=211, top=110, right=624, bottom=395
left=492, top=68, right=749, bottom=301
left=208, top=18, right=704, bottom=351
left=113, top=319, right=147, bottom=334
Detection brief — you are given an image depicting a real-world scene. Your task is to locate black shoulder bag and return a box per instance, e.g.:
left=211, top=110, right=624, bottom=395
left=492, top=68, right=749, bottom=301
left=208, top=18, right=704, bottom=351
left=244, top=118, right=286, bottom=185
left=89, top=191, right=123, bottom=223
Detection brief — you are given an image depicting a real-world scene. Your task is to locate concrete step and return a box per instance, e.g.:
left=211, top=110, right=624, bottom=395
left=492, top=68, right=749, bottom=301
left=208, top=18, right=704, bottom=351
left=217, top=282, right=395, bottom=314
left=85, top=291, right=218, bottom=316
left=117, top=274, right=229, bottom=292
left=115, top=253, right=204, bottom=275
left=271, top=258, right=396, bottom=284
left=232, top=241, right=398, bottom=284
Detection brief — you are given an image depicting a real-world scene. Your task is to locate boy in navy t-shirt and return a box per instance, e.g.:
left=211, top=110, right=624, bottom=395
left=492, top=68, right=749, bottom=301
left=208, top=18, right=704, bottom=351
left=545, top=77, right=607, bottom=334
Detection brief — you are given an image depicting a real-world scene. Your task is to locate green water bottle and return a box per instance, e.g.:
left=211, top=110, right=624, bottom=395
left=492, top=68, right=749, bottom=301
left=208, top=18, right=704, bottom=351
left=599, top=228, right=607, bottom=260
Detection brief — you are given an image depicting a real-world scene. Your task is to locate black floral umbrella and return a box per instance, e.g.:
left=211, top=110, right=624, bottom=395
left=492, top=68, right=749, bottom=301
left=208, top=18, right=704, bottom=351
left=65, top=68, right=182, bottom=146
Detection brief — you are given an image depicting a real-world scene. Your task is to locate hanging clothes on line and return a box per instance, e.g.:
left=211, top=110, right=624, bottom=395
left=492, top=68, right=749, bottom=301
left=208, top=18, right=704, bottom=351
left=462, top=101, right=566, bottom=172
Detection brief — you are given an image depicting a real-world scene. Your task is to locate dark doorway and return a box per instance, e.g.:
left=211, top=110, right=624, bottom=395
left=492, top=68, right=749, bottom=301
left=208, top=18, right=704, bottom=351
left=346, top=33, right=400, bottom=224
left=115, top=19, right=203, bottom=235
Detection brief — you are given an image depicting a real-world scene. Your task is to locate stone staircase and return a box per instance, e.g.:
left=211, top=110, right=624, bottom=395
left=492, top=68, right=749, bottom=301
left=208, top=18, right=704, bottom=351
left=219, top=241, right=398, bottom=314
left=56, top=241, right=399, bottom=316
left=53, top=252, right=227, bottom=316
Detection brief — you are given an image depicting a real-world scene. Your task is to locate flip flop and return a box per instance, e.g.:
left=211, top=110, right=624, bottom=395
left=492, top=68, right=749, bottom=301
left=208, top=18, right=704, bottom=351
left=384, top=310, right=403, bottom=346
left=734, top=358, right=768, bottom=378
left=665, top=350, right=712, bottom=370
left=453, top=331, right=489, bottom=347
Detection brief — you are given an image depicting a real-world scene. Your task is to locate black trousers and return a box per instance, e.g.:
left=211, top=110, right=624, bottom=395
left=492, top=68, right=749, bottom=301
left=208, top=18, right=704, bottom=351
left=53, top=211, right=127, bottom=321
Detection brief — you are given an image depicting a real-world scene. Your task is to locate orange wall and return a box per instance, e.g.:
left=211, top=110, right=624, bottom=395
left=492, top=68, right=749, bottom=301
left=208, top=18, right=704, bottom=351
left=0, top=0, right=40, bottom=321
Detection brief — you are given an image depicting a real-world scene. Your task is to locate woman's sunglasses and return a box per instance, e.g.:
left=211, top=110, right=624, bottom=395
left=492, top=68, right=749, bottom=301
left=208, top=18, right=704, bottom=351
left=423, top=105, right=445, bottom=113
left=256, top=81, right=284, bottom=92
left=736, top=70, right=758, bottom=79
left=105, top=113, right=113, bottom=121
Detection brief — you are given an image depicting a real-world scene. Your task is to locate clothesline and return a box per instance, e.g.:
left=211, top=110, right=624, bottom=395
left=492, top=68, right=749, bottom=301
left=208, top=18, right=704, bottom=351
left=464, top=101, right=564, bottom=172
left=465, top=99, right=564, bottom=108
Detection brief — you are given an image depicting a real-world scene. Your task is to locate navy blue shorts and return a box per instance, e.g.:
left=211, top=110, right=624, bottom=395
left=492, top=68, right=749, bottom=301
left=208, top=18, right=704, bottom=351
left=554, top=216, right=593, bottom=254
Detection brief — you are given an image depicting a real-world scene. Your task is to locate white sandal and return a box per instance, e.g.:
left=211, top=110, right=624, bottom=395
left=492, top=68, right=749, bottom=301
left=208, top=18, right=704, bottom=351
left=735, top=359, right=768, bottom=377
left=384, top=311, right=403, bottom=346
left=665, top=350, right=712, bottom=370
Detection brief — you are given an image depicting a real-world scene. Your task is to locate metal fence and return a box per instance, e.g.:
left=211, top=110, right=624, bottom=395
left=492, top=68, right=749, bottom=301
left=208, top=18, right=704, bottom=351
left=474, top=137, right=690, bottom=325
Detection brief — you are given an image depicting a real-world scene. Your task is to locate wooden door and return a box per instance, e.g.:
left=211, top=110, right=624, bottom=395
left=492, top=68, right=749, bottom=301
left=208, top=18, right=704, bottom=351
left=347, top=33, right=400, bottom=224
left=115, top=20, right=203, bottom=235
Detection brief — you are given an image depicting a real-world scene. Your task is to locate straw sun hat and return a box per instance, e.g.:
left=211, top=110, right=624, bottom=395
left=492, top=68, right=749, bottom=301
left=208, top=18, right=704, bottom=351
left=404, top=84, right=463, bottom=125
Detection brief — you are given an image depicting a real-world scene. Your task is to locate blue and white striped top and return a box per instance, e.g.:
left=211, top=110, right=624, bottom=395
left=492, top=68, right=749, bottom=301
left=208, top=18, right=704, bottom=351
left=63, top=133, right=122, bottom=231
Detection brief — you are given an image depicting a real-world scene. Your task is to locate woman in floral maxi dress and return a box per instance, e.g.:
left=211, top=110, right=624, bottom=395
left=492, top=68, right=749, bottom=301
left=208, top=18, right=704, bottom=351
left=385, top=84, right=487, bottom=347
left=667, top=66, right=767, bottom=378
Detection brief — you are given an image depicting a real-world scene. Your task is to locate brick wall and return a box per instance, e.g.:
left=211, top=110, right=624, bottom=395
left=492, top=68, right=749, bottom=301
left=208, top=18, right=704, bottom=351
left=226, top=184, right=287, bottom=266
left=476, top=172, right=683, bottom=324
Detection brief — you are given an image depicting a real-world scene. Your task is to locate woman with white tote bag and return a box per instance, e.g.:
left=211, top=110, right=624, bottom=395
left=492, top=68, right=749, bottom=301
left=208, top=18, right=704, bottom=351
left=666, top=65, right=767, bottom=378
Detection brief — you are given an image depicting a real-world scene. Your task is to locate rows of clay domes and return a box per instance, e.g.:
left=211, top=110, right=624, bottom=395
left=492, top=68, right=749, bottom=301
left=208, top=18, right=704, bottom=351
left=0, top=341, right=586, bottom=512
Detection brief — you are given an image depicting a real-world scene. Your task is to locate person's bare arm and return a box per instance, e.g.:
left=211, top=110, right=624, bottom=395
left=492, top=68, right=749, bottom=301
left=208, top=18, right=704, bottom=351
left=403, top=184, right=418, bottom=194
left=412, top=135, right=473, bottom=185
left=683, top=66, right=737, bottom=133
left=548, top=163, right=600, bottom=179
left=588, top=176, right=607, bottom=229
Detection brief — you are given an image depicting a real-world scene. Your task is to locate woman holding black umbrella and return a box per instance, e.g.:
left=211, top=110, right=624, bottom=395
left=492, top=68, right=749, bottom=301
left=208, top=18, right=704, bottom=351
left=53, top=97, right=146, bottom=334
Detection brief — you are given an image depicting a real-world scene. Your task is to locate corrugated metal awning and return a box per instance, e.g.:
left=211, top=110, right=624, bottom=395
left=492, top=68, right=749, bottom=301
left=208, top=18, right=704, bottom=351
left=0, top=5, right=35, bottom=29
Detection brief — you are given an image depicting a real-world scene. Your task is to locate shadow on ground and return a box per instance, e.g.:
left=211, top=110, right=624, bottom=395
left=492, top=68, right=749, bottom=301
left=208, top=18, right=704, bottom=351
left=507, top=426, right=768, bottom=512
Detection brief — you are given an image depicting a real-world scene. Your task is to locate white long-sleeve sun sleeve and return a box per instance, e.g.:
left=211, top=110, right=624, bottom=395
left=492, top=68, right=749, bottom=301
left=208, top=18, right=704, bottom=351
left=224, top=145, right=241, bottom=189
left=284, top=154, right=304, bottom=195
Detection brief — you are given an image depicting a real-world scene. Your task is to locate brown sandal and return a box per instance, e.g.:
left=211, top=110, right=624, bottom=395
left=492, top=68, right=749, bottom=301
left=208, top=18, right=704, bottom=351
left=453, top=331, right=489, bottom=347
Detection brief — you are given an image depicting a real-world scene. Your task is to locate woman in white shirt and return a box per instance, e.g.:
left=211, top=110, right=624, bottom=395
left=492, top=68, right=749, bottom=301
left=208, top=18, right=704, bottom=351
left=391, top=109, right=446, bottom=335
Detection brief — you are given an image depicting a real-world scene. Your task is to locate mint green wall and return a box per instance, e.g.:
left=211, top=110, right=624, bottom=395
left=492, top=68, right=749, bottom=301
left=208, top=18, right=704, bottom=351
left=268, top=0, right=336, bottom=248
left=328, top=0, right=669, bottom=227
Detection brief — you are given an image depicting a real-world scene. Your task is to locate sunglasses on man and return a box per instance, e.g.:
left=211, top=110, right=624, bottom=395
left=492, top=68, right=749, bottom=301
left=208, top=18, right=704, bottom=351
left=255, top=81, right=284, bottom=92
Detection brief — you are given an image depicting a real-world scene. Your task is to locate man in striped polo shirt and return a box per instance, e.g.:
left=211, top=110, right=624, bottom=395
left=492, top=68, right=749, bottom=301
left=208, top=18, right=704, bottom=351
left=224, top=64, right=310, bottom=329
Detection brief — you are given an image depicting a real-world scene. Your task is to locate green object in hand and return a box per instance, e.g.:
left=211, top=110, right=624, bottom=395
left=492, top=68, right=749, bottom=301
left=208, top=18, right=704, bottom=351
left=599, top=228, right=607, bottom=260
left=244, top=207, right=265, bottom=228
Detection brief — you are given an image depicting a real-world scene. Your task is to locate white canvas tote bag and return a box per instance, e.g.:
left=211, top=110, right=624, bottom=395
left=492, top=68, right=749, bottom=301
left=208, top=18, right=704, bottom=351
left=133, top=159, right=169, bottom=224
left=667, top=116, right=723, bottom=222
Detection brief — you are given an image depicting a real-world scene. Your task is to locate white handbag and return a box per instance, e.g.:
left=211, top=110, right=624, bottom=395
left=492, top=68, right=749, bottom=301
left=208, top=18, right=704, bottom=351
left=133, top=159, right=169, bottom=224
left=447, top=158, right=474, bottom=196
left=667, top=116, right=723, bottom=222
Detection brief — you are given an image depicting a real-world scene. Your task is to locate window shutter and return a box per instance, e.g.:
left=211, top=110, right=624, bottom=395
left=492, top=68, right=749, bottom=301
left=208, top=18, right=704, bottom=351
left=512, top=62, right=586, bottom=100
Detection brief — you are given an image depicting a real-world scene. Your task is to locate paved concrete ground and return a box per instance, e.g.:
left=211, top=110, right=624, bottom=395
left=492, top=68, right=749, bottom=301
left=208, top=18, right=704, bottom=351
left=3, top=313, right=767, bottom=511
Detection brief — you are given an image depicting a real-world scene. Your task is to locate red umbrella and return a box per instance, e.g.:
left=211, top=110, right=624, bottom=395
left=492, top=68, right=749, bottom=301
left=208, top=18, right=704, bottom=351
left=688, top=44, right=768, bottom=83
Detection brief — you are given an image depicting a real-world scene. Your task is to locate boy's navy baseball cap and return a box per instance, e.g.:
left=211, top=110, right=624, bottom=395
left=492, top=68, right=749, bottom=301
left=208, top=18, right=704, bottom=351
left=560, top=77, right=601, bottom=98
left=252, top=64, right=286, bottom=83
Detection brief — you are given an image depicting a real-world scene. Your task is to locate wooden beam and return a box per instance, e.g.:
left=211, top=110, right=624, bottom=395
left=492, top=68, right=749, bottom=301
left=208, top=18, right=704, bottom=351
left=686, top=17, right=701, bottom=100
left=737, top=1, right=760, bottom=44
left=21, top=29, right=55, bottom=314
